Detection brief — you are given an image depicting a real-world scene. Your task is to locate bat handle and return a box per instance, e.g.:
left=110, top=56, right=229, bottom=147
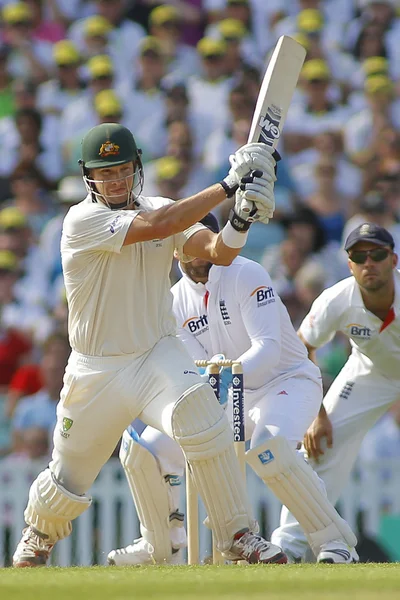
left=241, top=199, right=254, bottom=215
left=240, top=199, right=269, bottom=224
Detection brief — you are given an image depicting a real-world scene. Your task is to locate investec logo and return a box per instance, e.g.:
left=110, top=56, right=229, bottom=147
left=232, top=376, right=243, bottom=442
left=258, top=105, right=282, bottom=146
left=346, top=323, right=371, bottom=338
left=250, top=285, right=275, bottom=307
left=183, top=314, right=208, bottom=336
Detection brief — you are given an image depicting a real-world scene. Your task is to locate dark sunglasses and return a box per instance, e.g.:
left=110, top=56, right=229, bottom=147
left=348, top=248, right=391, bottom=264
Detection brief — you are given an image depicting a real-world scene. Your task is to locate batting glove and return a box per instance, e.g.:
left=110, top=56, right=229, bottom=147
left=228, top=170, right=275, bottom=230
left=220, top=143, right=278, bottom=197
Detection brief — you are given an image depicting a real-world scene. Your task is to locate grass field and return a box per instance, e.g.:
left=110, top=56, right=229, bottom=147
left=1, top=564, right=399, bottom=600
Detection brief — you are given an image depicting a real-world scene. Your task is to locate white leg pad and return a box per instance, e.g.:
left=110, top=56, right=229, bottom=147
left=171, top=383, right=252, bottom=552
left=246, top=437, right=357, bottom=555
left=24, top=468, right=92, bottom=542
left=119, top=429, right=174, bottom=562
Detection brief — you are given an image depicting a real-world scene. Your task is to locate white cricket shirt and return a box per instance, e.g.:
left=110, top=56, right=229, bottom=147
left=299, top=270, right=400, bottom=380
left=61, top=194, right=204, bottom=356
left=172, top=256, right=320, bottom=390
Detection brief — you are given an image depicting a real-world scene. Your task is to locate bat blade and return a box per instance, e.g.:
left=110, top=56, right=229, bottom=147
left=243, top=35, right=306, bottom=215
left=248, top=35, right=306, bottom=148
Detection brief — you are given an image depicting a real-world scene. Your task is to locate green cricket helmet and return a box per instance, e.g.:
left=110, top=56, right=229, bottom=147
left=79, top=122, right=143, bottom=208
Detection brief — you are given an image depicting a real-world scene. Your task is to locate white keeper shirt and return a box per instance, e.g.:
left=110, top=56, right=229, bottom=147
left=299, top=270, right=400, bottom=381
left=172, top=256, right=321, bottom=390
left=61, top=194, right=204, bottom=357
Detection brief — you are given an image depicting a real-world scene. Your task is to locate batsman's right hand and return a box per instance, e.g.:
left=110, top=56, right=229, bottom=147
left=221, top=143, right=277, bottom=197
left=304, top=409, right=333, bottom=463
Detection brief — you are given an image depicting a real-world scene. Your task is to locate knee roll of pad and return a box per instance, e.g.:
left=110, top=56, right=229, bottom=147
left=24, top=468, right=92, bottom=541
left=171, top=383, right=232, bottom=461
left=246, top=436, right=357, bottom=554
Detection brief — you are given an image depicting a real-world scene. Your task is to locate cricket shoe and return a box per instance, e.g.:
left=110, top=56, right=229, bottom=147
left=317, top=540, right=359, bottom=564
left=13, top=526, right=54, bottom=567
left=224, top=530, right=288, bottom=564
left=107, top=537, right=184, bottom=566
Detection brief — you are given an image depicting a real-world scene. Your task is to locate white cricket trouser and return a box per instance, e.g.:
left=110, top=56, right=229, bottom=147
left=236, top=375, right=322, bottom=449
left=50, top=336, right=201, bottom=495
left=272, top=356, right=400, bottom=558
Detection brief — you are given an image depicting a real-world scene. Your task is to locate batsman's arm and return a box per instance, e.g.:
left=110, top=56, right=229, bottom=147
left=122, top=142, right=276, bottom=246
left=123, top=184, right=227, bottom=246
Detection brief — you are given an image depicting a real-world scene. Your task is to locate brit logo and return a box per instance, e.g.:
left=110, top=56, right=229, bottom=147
left=257, top=105, right=282, bottom=147
left=258, top=449, right=275, bottom=464
left=250, top=285, right=275, bottom=307
left=183, top=314, right=208, bottom=336
left=346, top=323, right=372, bottom=339
left=219, top=300, right=231, bottom=324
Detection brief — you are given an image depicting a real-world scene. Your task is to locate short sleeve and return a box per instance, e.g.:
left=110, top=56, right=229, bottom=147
left=174, top=222, right=207, bottom=263
left=299, top=288, right=341, bottom=348
left=62, top=204, right=138, bottom=254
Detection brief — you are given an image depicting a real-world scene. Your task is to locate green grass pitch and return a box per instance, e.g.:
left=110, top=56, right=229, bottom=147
left=1, top=564, right=400, bottom=600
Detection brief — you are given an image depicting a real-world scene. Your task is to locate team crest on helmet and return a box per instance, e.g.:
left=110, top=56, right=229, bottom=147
left=99, top=141, right=120, bottom=157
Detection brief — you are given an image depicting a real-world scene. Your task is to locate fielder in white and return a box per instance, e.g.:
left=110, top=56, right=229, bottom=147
left=108, top=214, right=357, bottom=566
left=273, top=222, right=400, bottom=562
left=13, top=122, right=286, bottom=567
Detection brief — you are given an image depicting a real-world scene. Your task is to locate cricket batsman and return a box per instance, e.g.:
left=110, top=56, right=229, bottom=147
left=12, top=122, right=286, bottom=567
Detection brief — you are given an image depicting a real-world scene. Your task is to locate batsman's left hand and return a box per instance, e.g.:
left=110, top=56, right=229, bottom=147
left=221, top=143, right=277, bottom=197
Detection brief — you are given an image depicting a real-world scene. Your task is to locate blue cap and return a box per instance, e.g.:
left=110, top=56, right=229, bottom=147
left=344, top=222, right=394, bottom=251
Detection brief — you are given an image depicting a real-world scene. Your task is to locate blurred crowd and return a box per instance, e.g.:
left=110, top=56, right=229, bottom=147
left=0, top=0, right=400, bottom=469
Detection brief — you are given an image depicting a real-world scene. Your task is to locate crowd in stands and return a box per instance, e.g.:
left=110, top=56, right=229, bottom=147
left=0, top=0, right=399, bottom=471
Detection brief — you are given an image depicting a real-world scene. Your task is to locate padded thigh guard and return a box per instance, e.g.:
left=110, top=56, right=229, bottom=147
left=171, top=383, right=252, bottom=552
left=246, top=437, right=357, bottom=555
left=24, top=468, right=92, bottom=542
left=119, top=429, right=176, bottom=562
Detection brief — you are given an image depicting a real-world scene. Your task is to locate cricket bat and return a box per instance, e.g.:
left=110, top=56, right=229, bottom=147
left=242, top=35, right=306, bottom=216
